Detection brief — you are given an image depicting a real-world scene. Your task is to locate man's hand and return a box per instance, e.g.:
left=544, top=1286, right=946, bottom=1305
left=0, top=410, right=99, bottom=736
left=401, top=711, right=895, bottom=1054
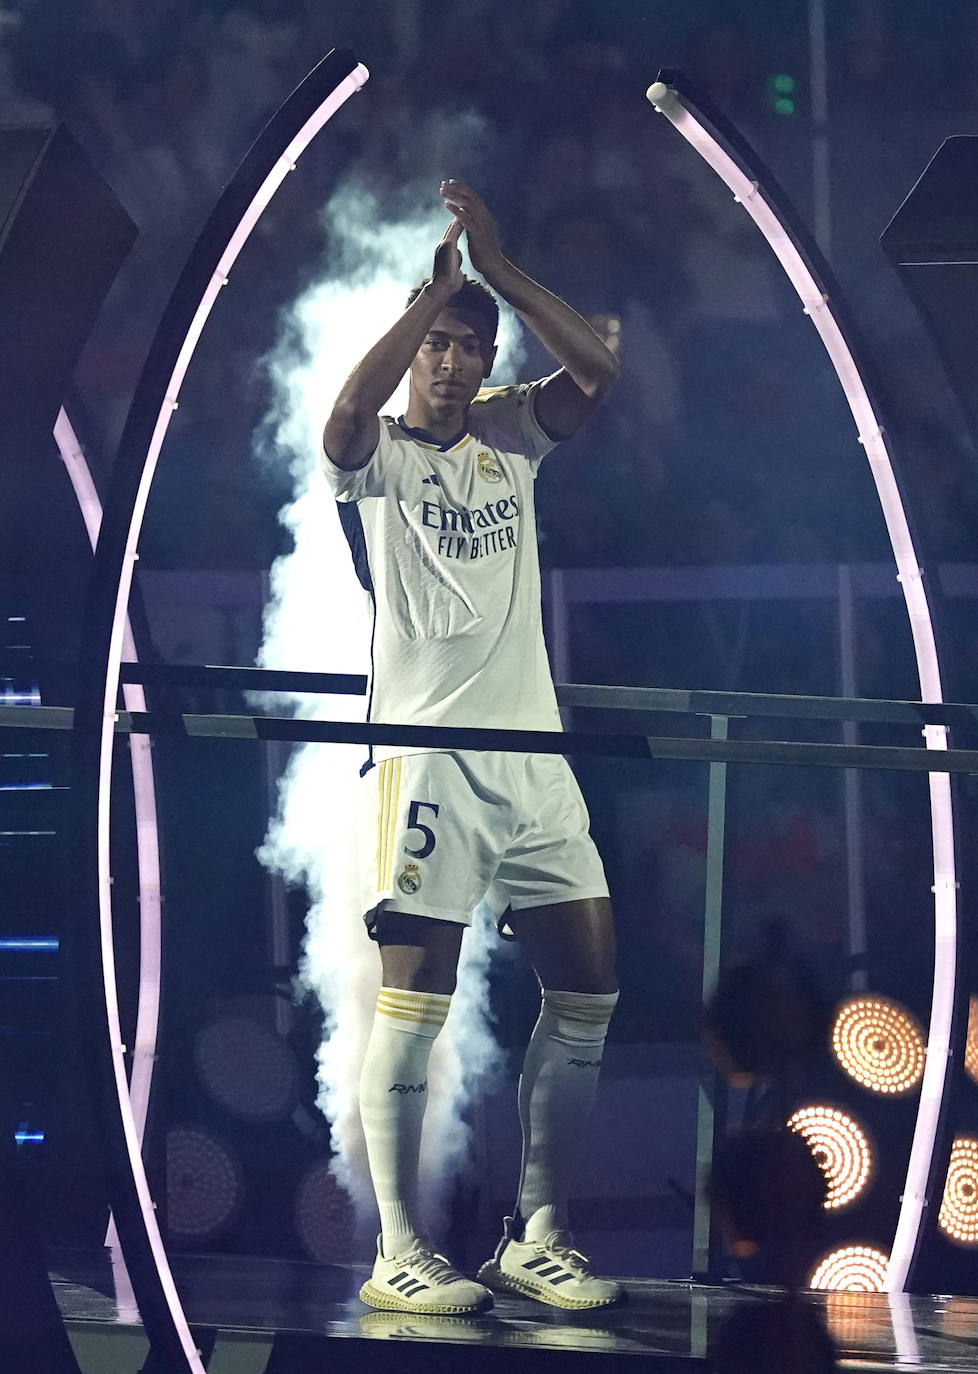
left=440, top=180, right=504, bottom=279
left=432, top=218, right=464, bottom=297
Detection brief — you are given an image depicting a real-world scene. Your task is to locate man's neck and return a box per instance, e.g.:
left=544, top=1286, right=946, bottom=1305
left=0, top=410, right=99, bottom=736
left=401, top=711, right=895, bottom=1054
left=401, top=403, right=469, bottom=445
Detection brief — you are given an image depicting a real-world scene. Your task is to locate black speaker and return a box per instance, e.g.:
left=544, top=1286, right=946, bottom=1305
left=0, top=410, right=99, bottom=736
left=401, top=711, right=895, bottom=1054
left=0, top=125, right=136, bottom=447
left=0, top=125, right=135, bottom=660
left=0, top=131, right=134, bottom=1373
left=881, top=136, right=978, bottom=457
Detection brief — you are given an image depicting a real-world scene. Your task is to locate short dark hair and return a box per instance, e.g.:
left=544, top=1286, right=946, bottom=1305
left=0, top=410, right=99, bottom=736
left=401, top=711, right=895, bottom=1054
left=406, top=275, right=499, bottom=347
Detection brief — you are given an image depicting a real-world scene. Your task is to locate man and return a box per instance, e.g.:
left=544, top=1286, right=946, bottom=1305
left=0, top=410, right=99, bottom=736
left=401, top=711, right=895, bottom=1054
left=321, top=181, right=620, bottom=1315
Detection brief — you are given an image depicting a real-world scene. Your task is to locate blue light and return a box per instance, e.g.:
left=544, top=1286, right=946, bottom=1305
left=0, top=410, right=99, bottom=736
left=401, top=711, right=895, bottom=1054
left=0, top=689, right=41, bottom=705
left=14, top=1131, right=44, bottom=1145
left=0, top=783, right=53, bottom=791
left=0, top=938, right=59, bottom=951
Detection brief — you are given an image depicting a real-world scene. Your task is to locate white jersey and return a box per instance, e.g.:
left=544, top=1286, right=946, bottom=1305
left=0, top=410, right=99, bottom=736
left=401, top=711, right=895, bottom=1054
left=321, top=380, right=562, bottom=758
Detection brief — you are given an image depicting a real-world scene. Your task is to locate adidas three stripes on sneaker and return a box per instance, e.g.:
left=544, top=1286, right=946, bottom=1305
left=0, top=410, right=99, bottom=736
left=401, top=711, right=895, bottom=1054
left=359, top=1236, right=493, bottom=1314
left=477, top=1217, right=623, bottom=1310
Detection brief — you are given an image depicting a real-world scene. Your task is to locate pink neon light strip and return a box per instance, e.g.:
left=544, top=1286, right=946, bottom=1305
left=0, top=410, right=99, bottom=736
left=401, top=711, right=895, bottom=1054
left=91, top=64, right=369, bottom=1368
left=55, top=408, right=162, bottom=1157
left=646, top=81, right=957, bottom=1293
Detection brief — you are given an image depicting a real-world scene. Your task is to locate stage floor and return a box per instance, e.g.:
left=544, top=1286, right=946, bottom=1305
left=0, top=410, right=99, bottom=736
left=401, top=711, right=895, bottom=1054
left=52, top=1249, right=978, bottom=1371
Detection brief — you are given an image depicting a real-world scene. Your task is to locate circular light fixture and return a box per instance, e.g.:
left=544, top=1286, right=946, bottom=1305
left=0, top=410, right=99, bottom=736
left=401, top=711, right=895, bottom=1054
left=964, top=997, right=978, bottom=1086
left=194, top=1014, right=300, bottom=1122
left=938, top=1137, right=978, bottom=1246
left=166, top=1124, right=243, bottom=1242
left=294, top=1159, right=355, bottom=1263
left=788, top=1106, right=872, bottom=1209
left=810, top=1245, right=888, bottom=1292
left=831, top=996, right=925, bottom=1095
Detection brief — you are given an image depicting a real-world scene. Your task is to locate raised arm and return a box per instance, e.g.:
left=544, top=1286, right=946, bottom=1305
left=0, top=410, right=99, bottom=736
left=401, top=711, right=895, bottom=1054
left=322, top=221, right=464, bottom=470
left=440, top=180, right=619, bottom=441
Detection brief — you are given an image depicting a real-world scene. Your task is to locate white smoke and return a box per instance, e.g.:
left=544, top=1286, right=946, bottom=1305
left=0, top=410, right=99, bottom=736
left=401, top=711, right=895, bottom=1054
left=255, top=180, right=525, bottom=1235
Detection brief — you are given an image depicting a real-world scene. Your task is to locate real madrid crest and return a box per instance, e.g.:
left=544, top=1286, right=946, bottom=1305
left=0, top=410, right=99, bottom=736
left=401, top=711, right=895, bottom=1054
left=477, top=451, right=504, bottom=483
left=397, top=861, right=422, bottom=895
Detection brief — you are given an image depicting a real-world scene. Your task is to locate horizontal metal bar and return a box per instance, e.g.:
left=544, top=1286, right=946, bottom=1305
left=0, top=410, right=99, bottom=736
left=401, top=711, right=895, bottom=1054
left=115, top=664, right=978, bottom=731
left=557, top=682, right=978, bottom=729
left=113, top=712, right=978, bottom=774
left=1, top=703, right=975, bottom=774
left=118, top=663, right=368, bottom=695
left=0, top=706, right=74, bottom=732
left=6, top=659, right=978, bottom=730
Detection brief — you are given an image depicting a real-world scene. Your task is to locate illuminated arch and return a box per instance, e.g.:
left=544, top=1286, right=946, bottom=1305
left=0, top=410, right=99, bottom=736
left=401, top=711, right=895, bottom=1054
left=55, top=408, right=162, bottom=1172
left=69, top=50, right=368, bottom=1372
left=646, top=71, right=959, bottom=1293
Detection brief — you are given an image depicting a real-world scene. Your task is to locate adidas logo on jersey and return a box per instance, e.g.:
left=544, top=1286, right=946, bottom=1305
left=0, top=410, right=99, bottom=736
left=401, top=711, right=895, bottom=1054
left=421, top=473, right=440, bottom=486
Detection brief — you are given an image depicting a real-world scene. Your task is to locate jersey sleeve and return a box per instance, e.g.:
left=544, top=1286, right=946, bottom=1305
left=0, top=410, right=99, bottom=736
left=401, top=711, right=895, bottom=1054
left=320, top=417, right=398, bottom=502
left=467, top=378, right=558, bottom=474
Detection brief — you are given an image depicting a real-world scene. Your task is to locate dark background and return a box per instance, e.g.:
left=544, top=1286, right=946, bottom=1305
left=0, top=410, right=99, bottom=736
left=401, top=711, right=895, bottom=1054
left=3, top=0, right=978, bottom=1271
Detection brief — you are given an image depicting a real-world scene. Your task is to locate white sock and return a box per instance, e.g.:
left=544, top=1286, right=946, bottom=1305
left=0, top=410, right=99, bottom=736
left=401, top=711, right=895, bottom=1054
left=359, top=986, right=451, bottom=1258
left=514, top=988, right=619, bottom=1242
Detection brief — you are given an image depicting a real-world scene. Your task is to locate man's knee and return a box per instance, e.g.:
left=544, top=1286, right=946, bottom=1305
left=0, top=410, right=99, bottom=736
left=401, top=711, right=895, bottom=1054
left=375, top=909, right=463, bottom=994
left=509, top=897, right=618, bottom=994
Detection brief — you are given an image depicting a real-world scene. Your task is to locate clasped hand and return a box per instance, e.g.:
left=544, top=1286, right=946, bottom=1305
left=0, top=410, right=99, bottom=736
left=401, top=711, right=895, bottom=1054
left=438, top=179, right=504, bottom=280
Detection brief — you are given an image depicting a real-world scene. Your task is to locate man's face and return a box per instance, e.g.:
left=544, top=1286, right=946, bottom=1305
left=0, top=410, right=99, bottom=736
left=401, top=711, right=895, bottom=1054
left=408, top=308, right=496, bottom=423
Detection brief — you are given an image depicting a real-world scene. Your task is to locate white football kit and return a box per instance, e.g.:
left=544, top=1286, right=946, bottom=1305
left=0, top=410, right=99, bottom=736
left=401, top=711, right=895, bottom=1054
left=321, top=380, right=608, bottom=928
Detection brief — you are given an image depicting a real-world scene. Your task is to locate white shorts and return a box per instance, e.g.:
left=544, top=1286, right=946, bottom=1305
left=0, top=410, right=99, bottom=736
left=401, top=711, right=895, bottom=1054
left=358, top=750, right=609, bottom=934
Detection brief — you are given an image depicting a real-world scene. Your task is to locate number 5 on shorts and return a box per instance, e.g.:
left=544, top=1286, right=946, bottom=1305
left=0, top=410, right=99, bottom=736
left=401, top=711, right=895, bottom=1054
left=405, top=800, right=439, bottom=859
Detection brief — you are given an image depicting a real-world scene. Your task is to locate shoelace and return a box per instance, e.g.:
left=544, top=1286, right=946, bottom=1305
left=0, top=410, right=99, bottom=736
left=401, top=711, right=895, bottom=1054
left=535, top=1232, right=592, bottom=1275
left=402, top=1243, right=466, bottom=1285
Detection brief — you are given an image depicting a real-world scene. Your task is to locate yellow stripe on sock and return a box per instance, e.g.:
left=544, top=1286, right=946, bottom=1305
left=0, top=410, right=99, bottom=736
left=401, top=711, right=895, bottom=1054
left=376, top=1006, right=449, bottom=1030
left=379, top=994, right=450, bottom=1027
left=377, top=998, right=450, bottom=1024
left=376, top=989, right=450, bottom=1030
left=377, top=988, right=448, bottom=1007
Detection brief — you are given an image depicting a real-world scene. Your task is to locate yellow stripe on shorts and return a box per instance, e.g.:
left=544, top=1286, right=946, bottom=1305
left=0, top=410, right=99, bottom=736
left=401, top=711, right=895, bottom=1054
left=375, top=761, right=388, bottom=888
left=375, top=758, right=402, bottom=891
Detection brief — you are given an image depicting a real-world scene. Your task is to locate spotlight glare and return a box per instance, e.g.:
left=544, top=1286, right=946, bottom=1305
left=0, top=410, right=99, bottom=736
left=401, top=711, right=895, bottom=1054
left=810, top=1245, right=889, bottom=1292
left=822, top=1290, right=878, bottom=1345
left=788, top=1106, right=872, bottom=1209
left=964, top=996, right=978, bottom=1085
left=938, top=1138, right=978, bottom=1246
left=832, top=996, right=925, bottom=1095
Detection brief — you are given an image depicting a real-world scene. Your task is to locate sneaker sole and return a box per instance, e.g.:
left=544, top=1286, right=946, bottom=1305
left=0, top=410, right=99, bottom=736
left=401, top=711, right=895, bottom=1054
left=476, top=1261, right=623, bottom=1311
left=358, top=1281, right=493, bottom=1316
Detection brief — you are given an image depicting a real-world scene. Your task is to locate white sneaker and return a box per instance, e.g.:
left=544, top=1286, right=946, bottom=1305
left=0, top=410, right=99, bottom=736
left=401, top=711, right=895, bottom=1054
left=477, top=1217, right=624, bottom=1310
left=359, top=1236, right=493, bottom=1315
